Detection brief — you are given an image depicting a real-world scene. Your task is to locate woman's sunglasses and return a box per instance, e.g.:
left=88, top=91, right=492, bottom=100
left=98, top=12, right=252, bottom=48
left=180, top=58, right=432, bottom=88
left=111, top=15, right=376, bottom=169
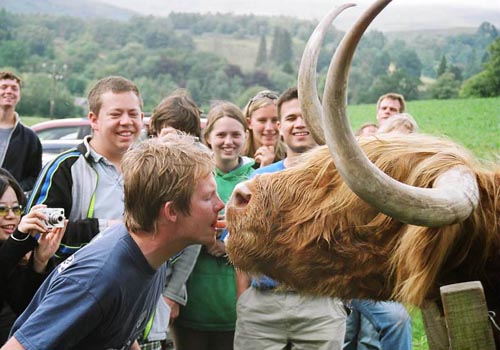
left=0, top=205, right=23, bottom=217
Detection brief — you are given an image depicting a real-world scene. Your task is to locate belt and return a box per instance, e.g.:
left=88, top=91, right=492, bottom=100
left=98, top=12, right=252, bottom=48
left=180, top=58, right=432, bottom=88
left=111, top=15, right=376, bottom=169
left=253, top=284, right=276, bottom=291
left=252, top=285, right=297, bottom=293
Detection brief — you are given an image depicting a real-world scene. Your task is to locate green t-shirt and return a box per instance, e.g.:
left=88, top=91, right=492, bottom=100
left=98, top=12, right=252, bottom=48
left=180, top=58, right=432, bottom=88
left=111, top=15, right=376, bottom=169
left=177, top=157, right=255, bottom=331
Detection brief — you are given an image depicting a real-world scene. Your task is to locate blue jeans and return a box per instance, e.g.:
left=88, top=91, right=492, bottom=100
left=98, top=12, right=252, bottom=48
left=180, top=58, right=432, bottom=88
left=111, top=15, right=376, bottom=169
left=344, top=300, right=412, bottom=350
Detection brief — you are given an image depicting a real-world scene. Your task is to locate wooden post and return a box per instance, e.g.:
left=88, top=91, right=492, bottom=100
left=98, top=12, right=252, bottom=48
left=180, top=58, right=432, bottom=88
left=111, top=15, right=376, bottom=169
left=440, top=281, right=495, bottom=350
left=421, top=301, right=449, bottom=350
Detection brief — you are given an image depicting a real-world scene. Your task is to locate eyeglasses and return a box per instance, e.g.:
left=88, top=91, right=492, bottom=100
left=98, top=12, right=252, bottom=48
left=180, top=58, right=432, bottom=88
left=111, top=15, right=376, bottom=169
left=0, top=205, right=22, bottom=217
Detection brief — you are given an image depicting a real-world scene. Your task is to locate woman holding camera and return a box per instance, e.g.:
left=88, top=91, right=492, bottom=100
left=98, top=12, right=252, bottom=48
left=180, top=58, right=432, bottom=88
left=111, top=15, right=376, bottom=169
left=0, top=168, right=66, bottom=344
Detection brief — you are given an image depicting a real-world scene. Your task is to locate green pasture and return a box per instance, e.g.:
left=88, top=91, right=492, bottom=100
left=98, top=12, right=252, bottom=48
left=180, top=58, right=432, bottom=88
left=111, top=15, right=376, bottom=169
left=22, top=116, right=46, bottom=126
left=24, top=97, right=499, bottom=349
left=348, top=96, right=500, bottom=160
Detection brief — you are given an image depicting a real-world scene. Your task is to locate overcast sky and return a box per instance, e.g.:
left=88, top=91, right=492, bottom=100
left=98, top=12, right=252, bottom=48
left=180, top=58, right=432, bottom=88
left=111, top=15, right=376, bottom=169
left=100, top=0, right=499, bottom=31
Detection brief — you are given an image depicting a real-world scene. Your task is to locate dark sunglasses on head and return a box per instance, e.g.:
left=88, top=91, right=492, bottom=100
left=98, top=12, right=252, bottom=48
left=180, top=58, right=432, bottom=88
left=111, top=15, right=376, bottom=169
left=0, top=205, right=22, bottom=216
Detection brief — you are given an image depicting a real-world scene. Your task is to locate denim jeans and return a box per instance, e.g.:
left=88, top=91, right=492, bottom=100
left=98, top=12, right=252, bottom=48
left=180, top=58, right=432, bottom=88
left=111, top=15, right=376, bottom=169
left=344, top=300, right=412, bottom=350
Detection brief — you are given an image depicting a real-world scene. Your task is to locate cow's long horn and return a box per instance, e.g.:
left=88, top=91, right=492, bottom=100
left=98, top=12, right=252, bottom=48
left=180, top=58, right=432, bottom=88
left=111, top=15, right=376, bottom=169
left=298, top=3, right=355, bottom=146
left=321, top=0, right=479, bottom=227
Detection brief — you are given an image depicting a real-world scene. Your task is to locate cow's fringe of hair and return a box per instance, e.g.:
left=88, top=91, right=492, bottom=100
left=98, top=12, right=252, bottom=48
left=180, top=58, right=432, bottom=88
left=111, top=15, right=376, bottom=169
left=267, top=133, right=500, bottom=304
left=369, top=134, right=500, bottom=306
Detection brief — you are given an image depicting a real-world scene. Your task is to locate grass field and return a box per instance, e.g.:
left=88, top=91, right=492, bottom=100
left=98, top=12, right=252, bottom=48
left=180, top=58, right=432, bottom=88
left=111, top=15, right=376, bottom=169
left=348, top=96, right=500, bottom=160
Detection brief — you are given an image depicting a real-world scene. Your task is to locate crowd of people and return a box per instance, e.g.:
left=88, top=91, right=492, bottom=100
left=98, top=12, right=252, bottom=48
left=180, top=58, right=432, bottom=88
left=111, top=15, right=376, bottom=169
left=0, top=70, right=418, bottom=350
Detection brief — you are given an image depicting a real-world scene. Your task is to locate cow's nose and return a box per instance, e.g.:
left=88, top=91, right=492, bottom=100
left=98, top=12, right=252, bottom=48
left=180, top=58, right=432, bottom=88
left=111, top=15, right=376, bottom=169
left=232, top=183, right=252, bottom=209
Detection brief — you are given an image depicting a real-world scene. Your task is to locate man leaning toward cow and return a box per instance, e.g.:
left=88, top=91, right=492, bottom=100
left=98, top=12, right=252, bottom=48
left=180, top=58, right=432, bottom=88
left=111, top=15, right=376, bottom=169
left=234, top=86, right=347, bottom=350
left=1, top=135, right=225, bottom=350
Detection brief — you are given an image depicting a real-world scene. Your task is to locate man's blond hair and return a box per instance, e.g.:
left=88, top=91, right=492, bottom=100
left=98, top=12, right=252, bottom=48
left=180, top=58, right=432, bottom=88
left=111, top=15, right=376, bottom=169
left=122, top=135, right=214, bottom=233
left=377, top=113, right=418, bottom=134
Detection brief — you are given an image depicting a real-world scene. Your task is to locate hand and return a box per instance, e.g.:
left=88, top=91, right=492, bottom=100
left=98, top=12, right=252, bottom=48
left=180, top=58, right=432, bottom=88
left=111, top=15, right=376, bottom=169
left=17, top=204, right=48, bottom=235
left=206, top=240, right=226, bottom=257
left=33, top=220, right=67, bottom=273
left=254, top=145, right=275, bottom=167
left=158, top=127, right=180, bottom=141
left=163, top=296, right=180, bottom=325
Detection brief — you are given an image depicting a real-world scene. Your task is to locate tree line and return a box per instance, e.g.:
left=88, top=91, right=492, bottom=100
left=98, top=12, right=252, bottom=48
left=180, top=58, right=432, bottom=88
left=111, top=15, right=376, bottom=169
left=0, top=8, right=498, bottom=118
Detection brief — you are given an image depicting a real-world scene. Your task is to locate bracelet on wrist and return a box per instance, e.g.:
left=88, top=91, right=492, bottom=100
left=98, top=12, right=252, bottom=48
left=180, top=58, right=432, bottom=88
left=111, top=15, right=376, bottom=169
left=10, top=232, right=30, bottom=242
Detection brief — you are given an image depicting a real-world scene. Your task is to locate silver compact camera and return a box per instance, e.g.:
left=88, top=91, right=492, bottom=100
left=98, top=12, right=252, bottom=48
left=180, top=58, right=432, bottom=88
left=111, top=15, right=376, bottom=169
left=41, top=208, right=65, bottom=229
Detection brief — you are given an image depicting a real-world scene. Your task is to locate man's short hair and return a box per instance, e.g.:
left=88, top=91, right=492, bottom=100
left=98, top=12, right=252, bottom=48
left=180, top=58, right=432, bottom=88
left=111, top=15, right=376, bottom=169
left=150, top=89, right=202, bottom=138
left=376, top=92, right=406, bottom=113
left=0, top=72, right=22, bottom=87
left=277, top=87, right=298, bottom=119
left=122, top=136, right=214, bottom=233
left=87, top=76, right=143, bottom=116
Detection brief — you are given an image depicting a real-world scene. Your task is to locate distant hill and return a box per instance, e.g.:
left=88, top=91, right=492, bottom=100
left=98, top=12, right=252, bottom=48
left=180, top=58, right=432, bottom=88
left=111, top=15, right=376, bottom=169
left=0, top=0, right=138, bottom=20
left=3, top=0, right=499, bottom=32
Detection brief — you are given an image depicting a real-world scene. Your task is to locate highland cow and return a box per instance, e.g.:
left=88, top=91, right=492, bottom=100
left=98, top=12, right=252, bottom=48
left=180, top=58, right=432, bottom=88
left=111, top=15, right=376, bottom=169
left=225, top=0, right=500, bottom=342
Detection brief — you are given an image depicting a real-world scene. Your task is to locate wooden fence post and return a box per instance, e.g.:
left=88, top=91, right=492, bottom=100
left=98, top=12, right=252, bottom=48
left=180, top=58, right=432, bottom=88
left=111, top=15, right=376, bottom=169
left=421, top=301, right=449, bottom=350
left=440, top=281, right=495, bottom=350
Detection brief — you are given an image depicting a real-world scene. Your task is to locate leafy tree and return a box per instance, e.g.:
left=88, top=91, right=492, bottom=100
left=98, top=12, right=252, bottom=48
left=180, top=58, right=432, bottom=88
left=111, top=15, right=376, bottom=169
left=17, top=73, right=79, bottom=117
left=447, top=64, right=463, bottom=82
left=367, top=69, right=420, bottom=102
left=460, top=70, right=499, bottom=98
left=270, top=28, right=293, bottom=64
left=0, top=41, right=29, bottom=68
left=0, top=8, right=16, bottom=40
left=255, top=34, right=267, bottom=68
left=461, top=38, right=500, bottom=97
left=394, top=46, right=423, bottom=78
left=428, top=72, right=460, bottom=99
left=437, top=55, right=447, bottom=77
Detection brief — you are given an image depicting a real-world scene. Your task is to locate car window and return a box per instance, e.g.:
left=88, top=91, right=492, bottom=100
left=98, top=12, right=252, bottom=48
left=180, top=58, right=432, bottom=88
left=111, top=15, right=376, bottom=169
left=36, top=126, right=84, bottom=141
left=60, top=131, right=79, bottom=140
left=77, top=125, right=92, bottom=139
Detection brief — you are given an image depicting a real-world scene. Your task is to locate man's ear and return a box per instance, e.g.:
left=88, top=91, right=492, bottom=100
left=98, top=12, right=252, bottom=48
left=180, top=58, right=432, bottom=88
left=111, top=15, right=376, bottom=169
left=163, top=202, right=177, bottom=223
left=89, top=111, right=98, bottom=131
left=277, top=121, right=283, bottom=136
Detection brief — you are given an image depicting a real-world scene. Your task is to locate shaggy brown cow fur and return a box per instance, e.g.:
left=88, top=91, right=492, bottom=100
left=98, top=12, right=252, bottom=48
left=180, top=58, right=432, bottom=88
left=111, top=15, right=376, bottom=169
left=226, top=133, right=500, bottom=313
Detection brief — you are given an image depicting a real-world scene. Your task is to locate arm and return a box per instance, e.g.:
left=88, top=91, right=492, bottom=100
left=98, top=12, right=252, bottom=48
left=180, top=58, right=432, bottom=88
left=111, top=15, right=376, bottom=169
left=163, top=244, right=201, bottom=305
left=27, top=156, right=100, bottom=251
left=19, top=134, right=42, bottom=192
left=130, top=340, right=141, bottom=350
left=236, top=270, right=251, bottom=298
left=0, top=231, right=37, bottom=279
left=1, top=335, right=25, bottom=349
left=5, top=208, right=67, bottom=313
left=163, top=245, right=201, bottom=323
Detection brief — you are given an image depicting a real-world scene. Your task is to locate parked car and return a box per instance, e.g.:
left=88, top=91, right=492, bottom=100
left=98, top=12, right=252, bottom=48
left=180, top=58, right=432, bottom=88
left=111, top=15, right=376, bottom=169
left=32, top=116, right=206, bottom=165
left=32, top=118, right=91, bottom=141
left=40, top=139, right=81, bottom=165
